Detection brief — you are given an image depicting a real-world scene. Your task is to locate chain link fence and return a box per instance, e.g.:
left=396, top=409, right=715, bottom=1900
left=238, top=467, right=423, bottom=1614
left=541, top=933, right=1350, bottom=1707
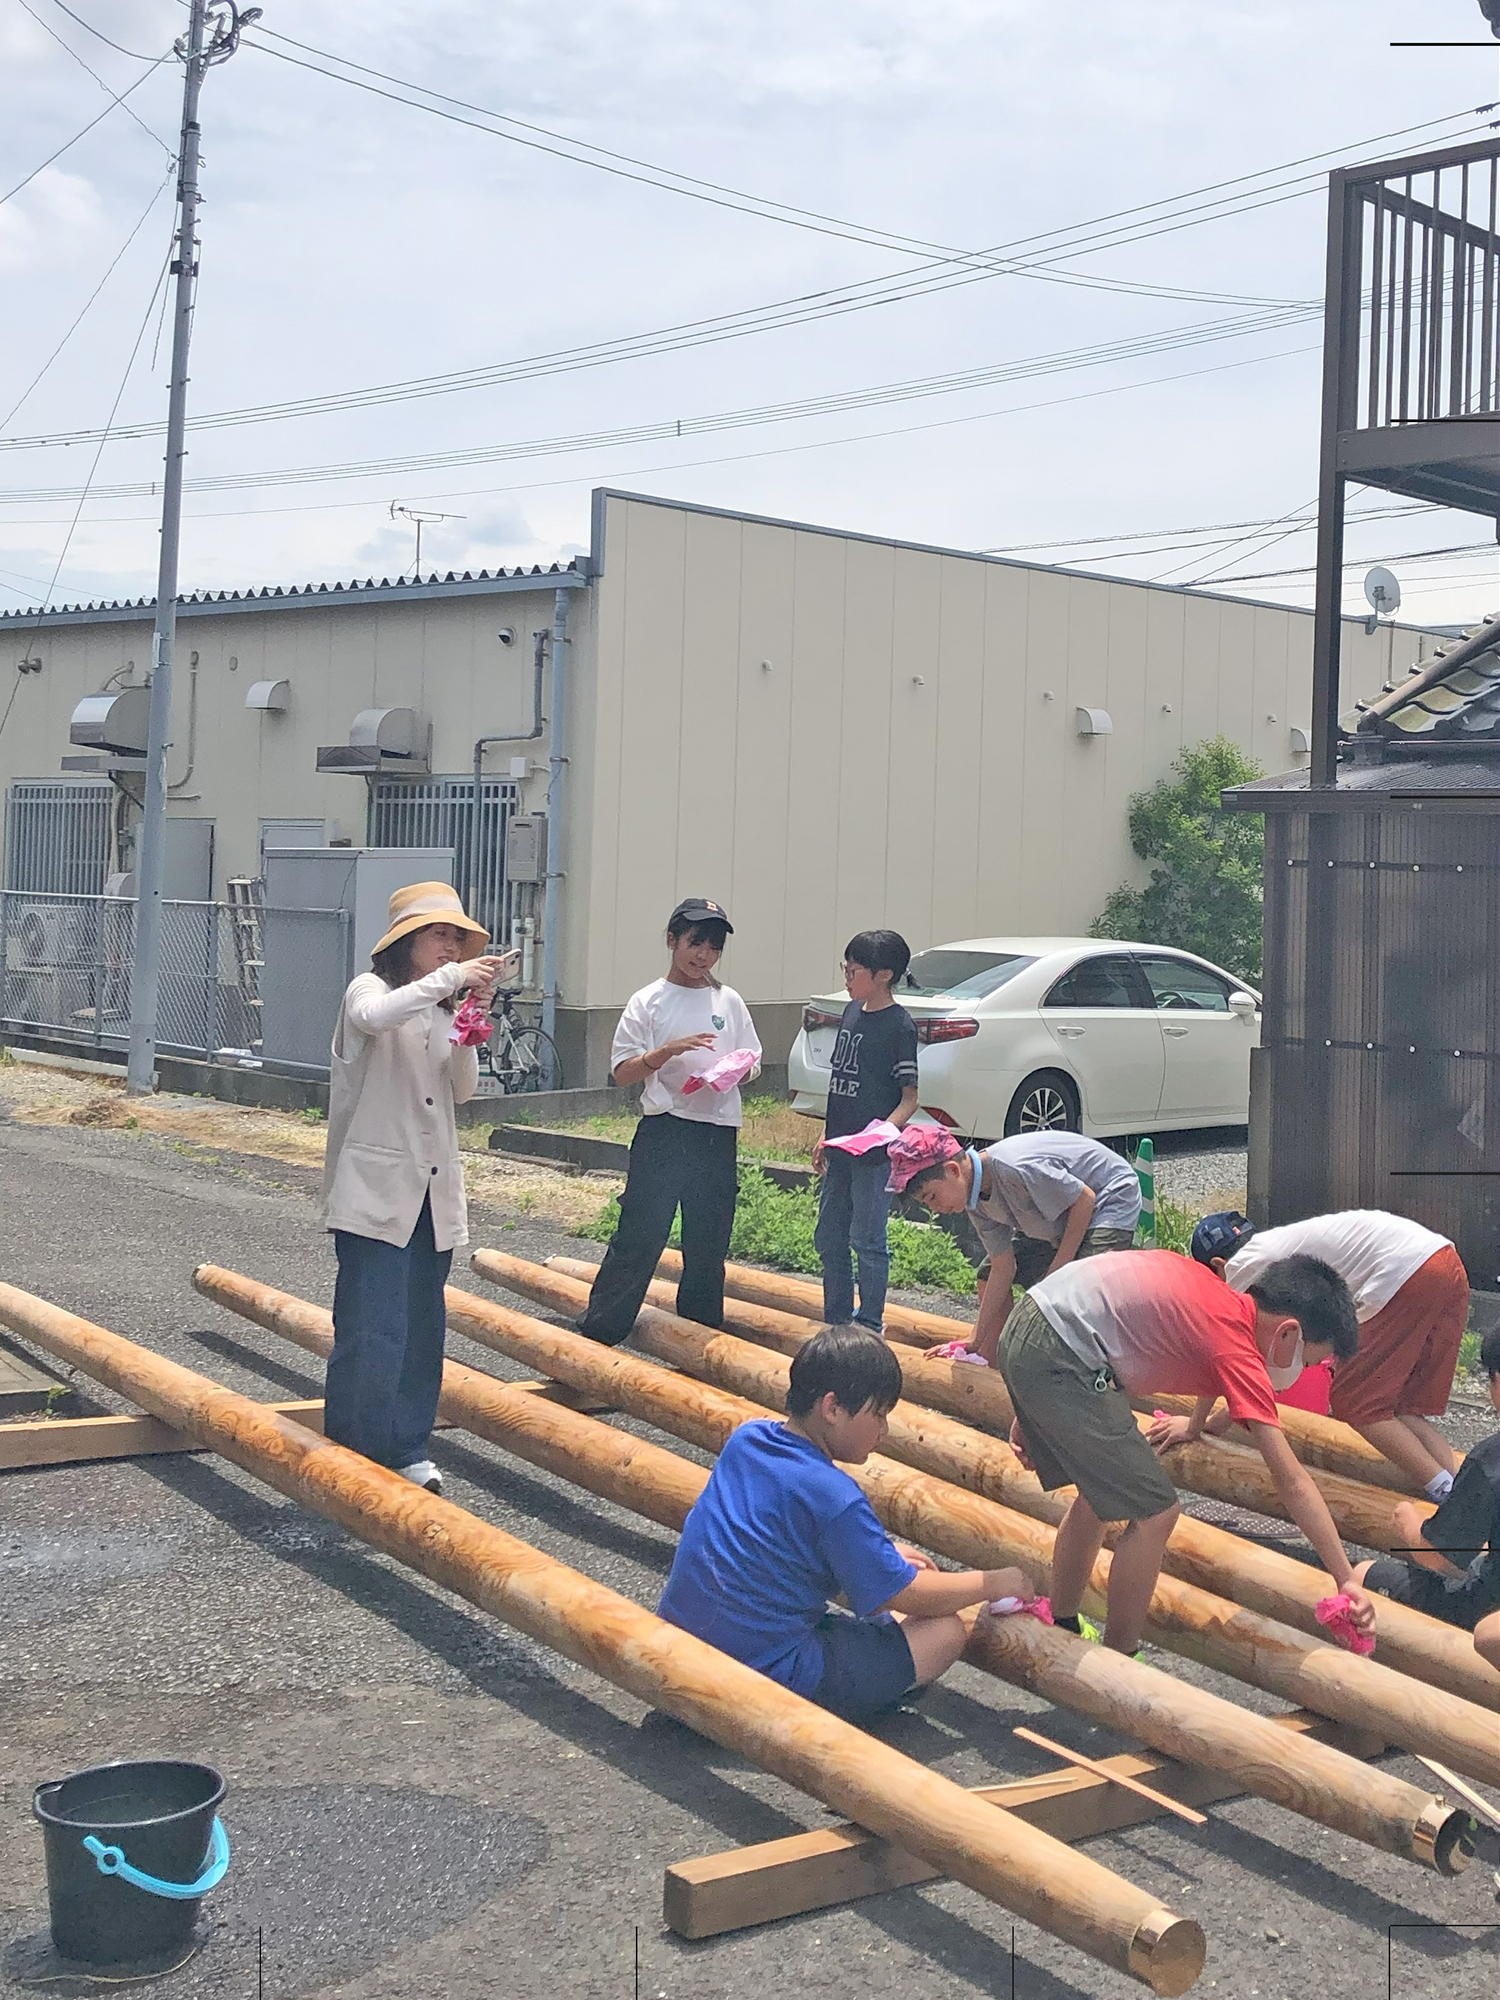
left=0, top=891, right=350, bottom=1076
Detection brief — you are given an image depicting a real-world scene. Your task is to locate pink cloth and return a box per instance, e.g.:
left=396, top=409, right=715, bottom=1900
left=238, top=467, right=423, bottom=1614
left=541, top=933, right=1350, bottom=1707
left=988, top=1594, right=1054, bottom=1623
left=821, top=1119, right=902, bottom=1157
left=1314, top=1593, right=1376, bottom=1656
left=885, top=1123, right=964, bottom=1192
left=928, top=1339, right=989, bottom=1366
left=447, top=996, right=493, bottom=1047
left=680, top=1047, right=758, bottom=1095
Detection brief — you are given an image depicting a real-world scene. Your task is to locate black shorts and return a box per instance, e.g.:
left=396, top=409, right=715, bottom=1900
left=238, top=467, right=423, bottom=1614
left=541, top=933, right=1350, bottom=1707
left=809, top=1610, right=916, bottom=1722
left=1362, top=1554, right=1500, bottom=1631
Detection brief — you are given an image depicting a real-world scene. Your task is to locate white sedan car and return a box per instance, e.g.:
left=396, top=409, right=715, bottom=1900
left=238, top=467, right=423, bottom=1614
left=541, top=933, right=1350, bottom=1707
left=787, top=937, right=1260, bottom=1141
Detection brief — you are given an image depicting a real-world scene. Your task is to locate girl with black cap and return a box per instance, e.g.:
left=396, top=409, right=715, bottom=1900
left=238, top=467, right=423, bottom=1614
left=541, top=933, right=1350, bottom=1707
left=578, top=898, right=760, bottom=1344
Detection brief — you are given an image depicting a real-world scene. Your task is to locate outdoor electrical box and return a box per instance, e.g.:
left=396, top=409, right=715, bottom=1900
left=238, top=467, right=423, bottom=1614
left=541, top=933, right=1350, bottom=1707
left=505, top=815, right=547, bottom=884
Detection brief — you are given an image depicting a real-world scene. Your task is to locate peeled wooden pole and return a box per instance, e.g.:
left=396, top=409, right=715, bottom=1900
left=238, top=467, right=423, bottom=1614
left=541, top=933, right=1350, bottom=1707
left=547, top=1258, right=1423, bottom=1552
left=194, top=1265, right=1467, bottom=1874
left=0, top=1280, right=1203, bottom=1996
left=658, top=1247, right=1426, bottom=1496
left=484, top=1251, right=1499, bottom=1713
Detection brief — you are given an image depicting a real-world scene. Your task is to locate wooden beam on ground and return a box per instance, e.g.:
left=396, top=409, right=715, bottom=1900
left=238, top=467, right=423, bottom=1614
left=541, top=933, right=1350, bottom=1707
left=483, top=1250, right=1500, bottom=1716
left=0, top=1276, right=1209, bottom=1998
left=664, top=1712, right=1385, bottom=1939
left=199, top=1263, right=1470, bottom=1877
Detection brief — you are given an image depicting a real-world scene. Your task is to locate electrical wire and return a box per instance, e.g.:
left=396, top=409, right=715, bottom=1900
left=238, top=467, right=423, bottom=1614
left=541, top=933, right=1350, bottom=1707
left=1, top=52, right=168, bottom=207
left=0, top=317, right=1323, bottom=504
left=250, top=27, right=1492, bottom=293
left=16, top=0, right=174, bottom=156
left=0, top=167, right=176, bottom=431
left=3, top=100, right=1489, bottom=451
left=42, top=0, right=162, bottom=63
left=6, top=241, right=173, bottom=639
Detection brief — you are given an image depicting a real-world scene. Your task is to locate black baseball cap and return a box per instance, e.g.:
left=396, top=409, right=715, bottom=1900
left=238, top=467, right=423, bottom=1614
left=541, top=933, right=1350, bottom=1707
left=669, top=897, right=733, bottom=934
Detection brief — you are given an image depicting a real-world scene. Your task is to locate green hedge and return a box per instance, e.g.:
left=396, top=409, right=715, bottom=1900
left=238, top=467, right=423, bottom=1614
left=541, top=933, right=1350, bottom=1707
left=578, top=1161, right=977, bottom=1296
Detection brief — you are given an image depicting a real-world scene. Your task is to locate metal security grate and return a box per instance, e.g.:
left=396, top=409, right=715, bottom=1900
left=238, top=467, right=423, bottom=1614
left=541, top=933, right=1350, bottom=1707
left=368, top=775, right=521, bottom=942
left=3, top=779, right=114, bottom=895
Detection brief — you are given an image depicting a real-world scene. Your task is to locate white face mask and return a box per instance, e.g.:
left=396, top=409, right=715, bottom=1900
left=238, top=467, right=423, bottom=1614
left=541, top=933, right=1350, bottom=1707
left=1265, top=1332, right=1306, bottom=1393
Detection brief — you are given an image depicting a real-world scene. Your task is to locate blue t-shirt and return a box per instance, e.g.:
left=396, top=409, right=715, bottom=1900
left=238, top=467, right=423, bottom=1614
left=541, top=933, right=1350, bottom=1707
left=824, top=1000, right=919, bottom=1141
left=657, top=1419, right=918, bottom=1695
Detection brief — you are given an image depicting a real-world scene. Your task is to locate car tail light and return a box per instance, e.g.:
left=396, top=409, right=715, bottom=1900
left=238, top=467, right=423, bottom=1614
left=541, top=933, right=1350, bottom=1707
left=922, top=1106, right=959, bottom=1127
left=802, top=1005, right=842, bottom=1033
left=918, top=1016, right=980, bottom=1044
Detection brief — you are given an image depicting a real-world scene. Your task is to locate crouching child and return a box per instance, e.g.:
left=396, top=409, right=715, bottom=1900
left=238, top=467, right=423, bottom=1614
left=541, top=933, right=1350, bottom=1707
left=1352, top=1328, right=1500, bottom=1641
left=657, top=1325, right=1036, bottom=1722
left=1000, top=1249, right=1376, bottom=1656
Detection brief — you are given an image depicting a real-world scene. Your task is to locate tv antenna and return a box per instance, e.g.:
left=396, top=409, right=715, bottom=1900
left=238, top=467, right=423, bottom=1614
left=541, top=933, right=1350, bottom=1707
left=390, top=502, right=465, bottom=579
left=1363, top=564, right=1401, bottom=636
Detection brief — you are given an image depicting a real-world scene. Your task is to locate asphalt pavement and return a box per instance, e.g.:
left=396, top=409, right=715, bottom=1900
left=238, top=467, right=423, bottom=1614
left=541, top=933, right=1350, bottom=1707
left=1, top=1116, right=1496, bottom=2000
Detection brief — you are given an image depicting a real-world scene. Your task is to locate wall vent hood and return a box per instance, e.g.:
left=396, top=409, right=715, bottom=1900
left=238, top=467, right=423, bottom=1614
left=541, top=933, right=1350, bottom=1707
left=316, top=707, right=429, bottom=773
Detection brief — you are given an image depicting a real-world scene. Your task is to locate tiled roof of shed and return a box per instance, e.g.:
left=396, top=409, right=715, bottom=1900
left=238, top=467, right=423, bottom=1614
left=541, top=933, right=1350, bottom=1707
left=1350, top=615, right=1500, bottom=745
left=0, top=560, right=584, bottom=622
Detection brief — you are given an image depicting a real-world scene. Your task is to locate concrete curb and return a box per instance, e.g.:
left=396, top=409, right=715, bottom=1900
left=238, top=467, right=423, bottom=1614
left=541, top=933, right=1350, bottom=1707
left=486, top=1120, right=814, bottom=1192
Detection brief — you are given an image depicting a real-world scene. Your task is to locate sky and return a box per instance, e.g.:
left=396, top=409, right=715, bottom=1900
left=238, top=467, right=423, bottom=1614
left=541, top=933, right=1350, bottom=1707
left=0, top=0, right=1496, bottom=628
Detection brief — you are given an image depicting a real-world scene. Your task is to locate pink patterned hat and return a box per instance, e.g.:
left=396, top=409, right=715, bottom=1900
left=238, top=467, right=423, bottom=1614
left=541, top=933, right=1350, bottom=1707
left=885, top=1124, right=964, bottom=1193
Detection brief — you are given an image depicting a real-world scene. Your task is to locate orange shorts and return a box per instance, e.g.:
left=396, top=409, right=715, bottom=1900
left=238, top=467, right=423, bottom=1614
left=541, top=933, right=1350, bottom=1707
left=1328, top=1244, right=1470, bottom=1429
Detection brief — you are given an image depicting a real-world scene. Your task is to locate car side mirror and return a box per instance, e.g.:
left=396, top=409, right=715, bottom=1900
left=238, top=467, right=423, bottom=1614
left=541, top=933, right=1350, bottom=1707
left=1228, top=991, right=1258, bottom=1019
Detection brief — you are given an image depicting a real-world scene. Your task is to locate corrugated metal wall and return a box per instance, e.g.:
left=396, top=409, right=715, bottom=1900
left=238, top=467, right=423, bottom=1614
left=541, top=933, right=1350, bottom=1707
left=1261, top=804, right=1500, bottom=1282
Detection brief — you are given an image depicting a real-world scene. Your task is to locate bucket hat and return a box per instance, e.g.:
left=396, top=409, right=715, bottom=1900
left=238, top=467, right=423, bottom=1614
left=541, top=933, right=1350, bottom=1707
left=371, top=881, right=490, bottom=961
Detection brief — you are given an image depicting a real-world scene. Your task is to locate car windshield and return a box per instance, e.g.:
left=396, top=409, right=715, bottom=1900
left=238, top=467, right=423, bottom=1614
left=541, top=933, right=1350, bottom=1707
left=899, top=950, right=1036, bottom=1001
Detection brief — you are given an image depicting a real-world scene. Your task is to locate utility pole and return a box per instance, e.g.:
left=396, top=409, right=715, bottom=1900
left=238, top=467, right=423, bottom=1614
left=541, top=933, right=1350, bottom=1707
left=127, top=0, right=258, bottom=1093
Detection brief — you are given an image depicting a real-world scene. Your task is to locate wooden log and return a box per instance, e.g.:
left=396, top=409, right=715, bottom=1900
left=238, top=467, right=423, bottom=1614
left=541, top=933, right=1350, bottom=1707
left=457, top=1261, right=1499, bottom=1803
left=0, top=1279, right=1203, bottom=1997
left=202, top=1265, right=1467, bottom=1876
left=484, top=1251, right=1498, bottom=1713
left=665, top=1711, right=1387, bottom=1939
left=655, top=1249, right=1431, bottom=1496
left=548, top=1257, right=1422, bottom=1553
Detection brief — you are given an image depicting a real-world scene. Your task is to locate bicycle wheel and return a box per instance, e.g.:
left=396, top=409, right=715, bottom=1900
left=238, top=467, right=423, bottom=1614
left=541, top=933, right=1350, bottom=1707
left=501, top=1026, right=563, bottom=1093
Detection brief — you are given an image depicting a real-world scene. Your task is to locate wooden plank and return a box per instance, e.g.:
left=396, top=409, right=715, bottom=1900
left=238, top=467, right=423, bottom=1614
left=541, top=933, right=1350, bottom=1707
left=0, top=1332, right=76, bottom=1417
left=663, top=1713, right=1388, bottom=1939
left=1012, top=1727, right=1209, bottom=1825
left=0, top=1399, right=329, bottom=1469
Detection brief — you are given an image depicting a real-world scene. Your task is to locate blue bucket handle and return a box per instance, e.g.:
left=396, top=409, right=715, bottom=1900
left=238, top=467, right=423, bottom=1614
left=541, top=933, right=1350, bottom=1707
left=81, top=1817, right=229, bottom=1900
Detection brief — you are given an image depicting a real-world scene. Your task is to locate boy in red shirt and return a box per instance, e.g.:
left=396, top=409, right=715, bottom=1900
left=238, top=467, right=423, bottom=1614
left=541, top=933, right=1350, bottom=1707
left=1000, top=1249, right=1374, bottom=1656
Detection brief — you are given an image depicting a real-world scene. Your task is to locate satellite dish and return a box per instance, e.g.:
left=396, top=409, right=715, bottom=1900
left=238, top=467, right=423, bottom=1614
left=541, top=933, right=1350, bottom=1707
left=1364, top=566, right=1401, bottom=617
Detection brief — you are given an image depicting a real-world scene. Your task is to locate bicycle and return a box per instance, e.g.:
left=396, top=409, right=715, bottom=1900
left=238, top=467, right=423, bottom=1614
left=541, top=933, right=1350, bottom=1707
left=478, top=989, right=563, bottom=1094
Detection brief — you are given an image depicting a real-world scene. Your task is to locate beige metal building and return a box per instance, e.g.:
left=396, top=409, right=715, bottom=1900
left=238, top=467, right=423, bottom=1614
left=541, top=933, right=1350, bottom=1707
left=1, top=487, right=1445, bottom=1082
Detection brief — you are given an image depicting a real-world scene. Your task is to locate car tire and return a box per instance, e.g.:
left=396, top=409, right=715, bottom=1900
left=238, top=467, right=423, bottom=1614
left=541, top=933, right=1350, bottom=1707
left=1004, top=1070, right=1081, bottom=1137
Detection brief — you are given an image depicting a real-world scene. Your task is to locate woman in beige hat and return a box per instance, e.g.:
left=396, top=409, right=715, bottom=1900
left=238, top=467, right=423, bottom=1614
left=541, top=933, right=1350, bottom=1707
left=321, top=881, right=514, bottom=1492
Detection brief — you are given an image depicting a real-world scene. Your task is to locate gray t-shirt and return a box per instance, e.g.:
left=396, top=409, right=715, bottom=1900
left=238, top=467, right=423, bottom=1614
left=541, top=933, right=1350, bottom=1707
left=970, top=1133, right=1142, bottom=1258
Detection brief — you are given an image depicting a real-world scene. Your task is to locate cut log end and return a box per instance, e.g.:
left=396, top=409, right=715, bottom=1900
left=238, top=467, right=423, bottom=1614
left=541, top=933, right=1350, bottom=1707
left=1130, top=1910, right=1207, bottom=1996
left=1415, top=1800, right=1476, bottom=1878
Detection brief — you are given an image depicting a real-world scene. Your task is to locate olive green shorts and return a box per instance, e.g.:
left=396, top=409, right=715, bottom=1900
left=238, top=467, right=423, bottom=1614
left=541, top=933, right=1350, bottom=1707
left=997, top=1294, right=1179, bottom=1523
left=978, top=1225, right=1137, bottom=1289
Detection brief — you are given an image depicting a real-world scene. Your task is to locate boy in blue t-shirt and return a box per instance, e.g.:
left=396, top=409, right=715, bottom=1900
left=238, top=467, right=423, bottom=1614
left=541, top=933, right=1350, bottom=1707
left=814, top=929, right=921, bottom=1332
left=657, top=1325, right=1036, bottom=1722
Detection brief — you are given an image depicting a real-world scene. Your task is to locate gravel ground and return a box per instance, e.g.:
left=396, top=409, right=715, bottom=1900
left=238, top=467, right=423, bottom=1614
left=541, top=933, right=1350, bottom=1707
left=1, top=1103, right=1497, bottom=2000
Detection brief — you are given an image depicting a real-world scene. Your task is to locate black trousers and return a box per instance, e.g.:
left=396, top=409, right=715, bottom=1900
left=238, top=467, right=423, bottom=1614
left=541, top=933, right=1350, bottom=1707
left=579, top=1113, right=738, bottom=1344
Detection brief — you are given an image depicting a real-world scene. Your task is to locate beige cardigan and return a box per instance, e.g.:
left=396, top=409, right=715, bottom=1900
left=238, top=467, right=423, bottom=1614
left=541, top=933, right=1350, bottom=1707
left=321, top=963, right=480, bottom=1251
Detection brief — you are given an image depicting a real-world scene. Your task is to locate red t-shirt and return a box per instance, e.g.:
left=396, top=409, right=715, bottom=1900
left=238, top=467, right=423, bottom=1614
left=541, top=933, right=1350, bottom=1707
left=1027, top=1249, right=1282, bottom=1426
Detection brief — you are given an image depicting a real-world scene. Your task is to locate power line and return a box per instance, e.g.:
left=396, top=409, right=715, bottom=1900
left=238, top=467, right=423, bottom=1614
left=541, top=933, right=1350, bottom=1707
left=16, top=0, right=174, bottom=156
left=0, top=310, right=1323, bottom=503
left=1, top=49, right=168, bottom=207
left=42, top=0, right=161, bottom=63
left=3, top=98, right=1488, bottom=453
left=0, top=168, right=176, bottom=430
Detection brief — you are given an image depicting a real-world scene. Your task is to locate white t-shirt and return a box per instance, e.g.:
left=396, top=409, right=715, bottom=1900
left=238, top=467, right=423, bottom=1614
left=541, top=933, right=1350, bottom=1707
left=612, top=978, right=762, bottom=1128
left=1225, top=1210, right=1450, bottom=1322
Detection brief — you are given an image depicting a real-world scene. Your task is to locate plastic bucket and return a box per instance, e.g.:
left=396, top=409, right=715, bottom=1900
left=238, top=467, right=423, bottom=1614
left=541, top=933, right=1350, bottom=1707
left=32, top=1760, right=228, bottom=1967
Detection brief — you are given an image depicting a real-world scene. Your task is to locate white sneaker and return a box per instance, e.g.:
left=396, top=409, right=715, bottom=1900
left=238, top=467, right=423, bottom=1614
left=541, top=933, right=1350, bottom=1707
left=397, top=1460, right=442, bottom=1494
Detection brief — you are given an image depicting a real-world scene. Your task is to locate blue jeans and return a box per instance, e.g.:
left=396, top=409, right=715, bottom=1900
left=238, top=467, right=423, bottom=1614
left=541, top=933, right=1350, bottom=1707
left=815, top=1150, right=892, bottom=1329
left=326, top=1194, right=450, bottom=1469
